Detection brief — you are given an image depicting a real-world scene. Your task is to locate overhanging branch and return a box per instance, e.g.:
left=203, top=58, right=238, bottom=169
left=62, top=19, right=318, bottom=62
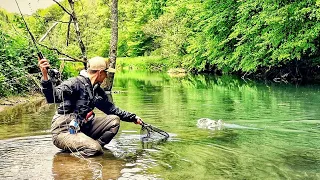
left=38, top=43, right=85, bottom=63
left=52, top=0, right=87, bottom=67
left=58, top=57, right=82, bottom=62
left=53, top=0, right=73, bottom=17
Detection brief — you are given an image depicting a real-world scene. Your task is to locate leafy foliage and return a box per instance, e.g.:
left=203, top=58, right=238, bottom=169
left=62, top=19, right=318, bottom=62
left=0, top=9, right=61, bottom=97
left=1, top=0, right=320, bottom=98
left=144, top=0, right=320, bottom=75
left=117, top=56, right=168, bottom=71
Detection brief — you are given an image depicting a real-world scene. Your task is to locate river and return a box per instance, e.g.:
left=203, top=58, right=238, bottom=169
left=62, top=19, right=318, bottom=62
left=0, top=71, right=319, bottom=179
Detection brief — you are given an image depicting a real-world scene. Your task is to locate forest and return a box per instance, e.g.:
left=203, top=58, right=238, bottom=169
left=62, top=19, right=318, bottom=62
left=1, top=0, right=320, bottom=97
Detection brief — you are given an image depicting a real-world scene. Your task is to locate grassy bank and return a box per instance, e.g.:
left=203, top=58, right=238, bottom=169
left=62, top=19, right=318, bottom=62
left=117, top=56, right=170, bottom=72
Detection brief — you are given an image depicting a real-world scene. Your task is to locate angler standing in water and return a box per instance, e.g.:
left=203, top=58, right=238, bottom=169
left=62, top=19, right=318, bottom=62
left=38, top=56, right=143, bottom=156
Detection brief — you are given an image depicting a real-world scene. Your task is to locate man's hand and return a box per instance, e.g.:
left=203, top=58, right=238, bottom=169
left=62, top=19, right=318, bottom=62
left=134, top=116, right=143, bottom=125
left=38, top=58, right=50, bottom=80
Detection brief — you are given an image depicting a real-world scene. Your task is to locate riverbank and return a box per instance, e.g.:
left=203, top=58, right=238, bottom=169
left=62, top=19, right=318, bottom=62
left=0, top=93, right=53, bottom=140
left=117, top=56, right=169, bottom=71
left=117, top=56, right=320, bottom=84
left=0, top=94, right=45, bottom=112
left=61, top=57, right=320, bottom=84
left=1, top=56, right=319, bottom=108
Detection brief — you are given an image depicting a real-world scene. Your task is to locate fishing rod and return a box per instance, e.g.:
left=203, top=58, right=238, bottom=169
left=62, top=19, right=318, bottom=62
left=14, top=0, right=43, bottom=59
left=14, top=0, right=61, bottom=85
left=13, top=2, right=103, bottom=178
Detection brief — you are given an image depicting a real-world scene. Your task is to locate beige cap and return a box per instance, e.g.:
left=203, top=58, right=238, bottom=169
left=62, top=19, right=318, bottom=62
left=87, top=56, right=116, bottom=73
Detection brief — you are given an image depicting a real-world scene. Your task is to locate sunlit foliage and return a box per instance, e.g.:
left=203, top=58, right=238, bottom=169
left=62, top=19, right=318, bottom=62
left=1, top=0, right=320, bottom=96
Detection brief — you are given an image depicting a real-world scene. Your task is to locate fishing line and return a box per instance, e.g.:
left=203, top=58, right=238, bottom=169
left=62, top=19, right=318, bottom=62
left=27, top=1, right=39, bottom=21
left=44, top=62, right=103, bottom=179
left=52, top=73, right=103, bottom=179
left=19, top=2, right=115, bottom=179
left=21, top=0, right=105, bottom=175
left=27, top=0, right=60, bottom=56
left=28, top=2, right=76, bottom=80
left=66, top=144, right=103, bottom=180
left=14, top=0, right=42, bottom=58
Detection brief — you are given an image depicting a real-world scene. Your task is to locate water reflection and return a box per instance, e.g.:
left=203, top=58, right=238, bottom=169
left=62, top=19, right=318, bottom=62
left=0, top=133, right=164, bottom=180
left=0, top=71, right=320, bottom=179
left=112, top=72, right=320, bottom=179
left=0, top=98, right=54, bottom=139
left=52, top=152, right=124, bottom=180
left=0, top=135, right=57, bottom=180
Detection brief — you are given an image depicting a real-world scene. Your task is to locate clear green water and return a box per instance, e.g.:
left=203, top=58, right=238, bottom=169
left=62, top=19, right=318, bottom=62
left=0, top=71, right=319, bottom=180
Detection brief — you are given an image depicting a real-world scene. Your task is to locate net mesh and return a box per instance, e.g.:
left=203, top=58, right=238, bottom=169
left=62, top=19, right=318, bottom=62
left=140, top=122, right=169, bottom=142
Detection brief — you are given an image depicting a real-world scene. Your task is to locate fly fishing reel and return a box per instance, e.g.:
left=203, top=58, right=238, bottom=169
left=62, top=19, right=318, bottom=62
left=48, top=68, right=62, bottom=86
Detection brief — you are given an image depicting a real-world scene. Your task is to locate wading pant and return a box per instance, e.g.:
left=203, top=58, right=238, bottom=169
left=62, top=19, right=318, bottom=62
left=51, top=113, right=120, bottom=156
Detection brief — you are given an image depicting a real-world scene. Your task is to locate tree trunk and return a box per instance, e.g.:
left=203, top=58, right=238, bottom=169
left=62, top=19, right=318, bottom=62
left=68, top=0, right=87, bottom=67
left=105, top=0, right=118, bottom=91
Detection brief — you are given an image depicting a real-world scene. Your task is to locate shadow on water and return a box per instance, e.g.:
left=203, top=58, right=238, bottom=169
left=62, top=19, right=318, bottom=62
left=52, top=152, right=124, bottom=180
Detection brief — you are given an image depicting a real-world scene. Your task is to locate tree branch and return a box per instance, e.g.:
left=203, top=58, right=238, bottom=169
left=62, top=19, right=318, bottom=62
left=55, top=20, right=72, bottom=23
left=53, top=0, right=73, bottom=17
left=38, top=43, right=85, bottom=63
left=68, top=0, right=87, bottom=64
left=66, top=16, right=72, bottom=46
left=58, top=57, right=82, bottom=62
left=39, top=22, right=59, bottom=43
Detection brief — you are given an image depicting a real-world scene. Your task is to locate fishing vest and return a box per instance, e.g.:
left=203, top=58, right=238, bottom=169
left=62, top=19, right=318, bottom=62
left=57, top=75, right=95, bottom=120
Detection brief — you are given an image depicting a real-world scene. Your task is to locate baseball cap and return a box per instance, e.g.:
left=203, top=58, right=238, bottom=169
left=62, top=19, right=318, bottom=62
left=87, top=56, right=116, bottom=73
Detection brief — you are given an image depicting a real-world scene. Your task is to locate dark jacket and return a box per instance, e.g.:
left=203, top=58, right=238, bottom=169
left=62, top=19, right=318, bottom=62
left=41, top=75, right=137, bottom=122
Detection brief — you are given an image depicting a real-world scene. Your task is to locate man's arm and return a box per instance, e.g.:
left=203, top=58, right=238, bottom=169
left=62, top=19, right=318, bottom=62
left=96, top=98, right=137, bottom=122
left=94, top=88, right=139, bottom=122
left=38, top=58, right=75, bottom=103
left=41, top=78, right=76, bottom=103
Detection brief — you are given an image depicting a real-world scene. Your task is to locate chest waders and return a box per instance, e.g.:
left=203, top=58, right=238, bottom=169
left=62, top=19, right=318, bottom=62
left=69, top=76, right=95, bottom=134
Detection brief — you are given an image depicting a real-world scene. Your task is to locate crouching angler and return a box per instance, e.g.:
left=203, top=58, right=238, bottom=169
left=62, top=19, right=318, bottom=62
left=38, top=56, right=143, bottom=156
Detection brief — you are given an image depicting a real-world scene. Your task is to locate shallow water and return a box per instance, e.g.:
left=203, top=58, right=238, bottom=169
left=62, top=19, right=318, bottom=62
left=0, top=71, right=319, bottom=179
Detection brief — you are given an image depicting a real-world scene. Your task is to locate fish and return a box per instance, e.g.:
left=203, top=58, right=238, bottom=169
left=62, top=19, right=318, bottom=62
left=197, top=118, right=260, bottom=131
left=197, top=118, right=224, bottom=130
